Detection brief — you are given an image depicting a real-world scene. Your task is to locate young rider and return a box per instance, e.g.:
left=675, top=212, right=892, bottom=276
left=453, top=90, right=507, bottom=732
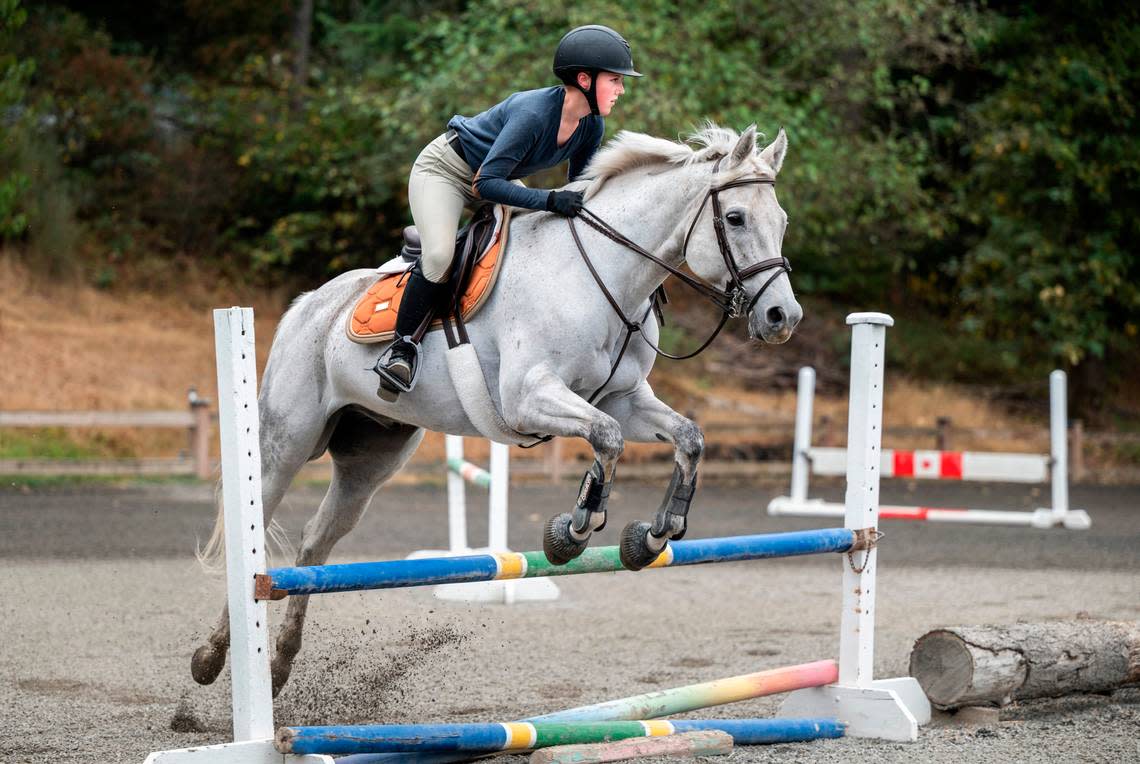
left=374, top=25, right=641, bottom=398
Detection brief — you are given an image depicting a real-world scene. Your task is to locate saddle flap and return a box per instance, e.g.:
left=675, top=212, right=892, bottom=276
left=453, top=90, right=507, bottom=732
left=347, top=205, right=512, bottom=344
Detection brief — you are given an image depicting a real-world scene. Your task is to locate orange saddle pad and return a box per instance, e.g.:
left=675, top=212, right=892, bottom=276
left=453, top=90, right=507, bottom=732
left=346, top=207, right=512, bottom=344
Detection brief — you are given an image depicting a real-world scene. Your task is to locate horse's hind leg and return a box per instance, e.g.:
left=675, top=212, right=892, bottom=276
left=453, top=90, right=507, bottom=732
left=191, top=405, right=331, bottom=688
left=599, top=381, right=704, bottom=570
left=504, top=363, right=625, bottom=565
left=270, top=413, right=423, bottom=696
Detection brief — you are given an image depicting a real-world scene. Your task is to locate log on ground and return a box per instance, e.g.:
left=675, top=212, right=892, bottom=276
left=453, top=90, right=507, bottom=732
left=908, top=619, right=1140, bottom=709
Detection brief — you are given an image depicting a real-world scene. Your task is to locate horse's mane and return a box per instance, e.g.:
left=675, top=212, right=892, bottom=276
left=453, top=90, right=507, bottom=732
left=582, top=123, right=753, bottom=193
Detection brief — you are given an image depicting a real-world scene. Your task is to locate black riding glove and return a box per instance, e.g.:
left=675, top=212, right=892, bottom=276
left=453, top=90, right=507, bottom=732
left=546, top=190, right=585, bottom=218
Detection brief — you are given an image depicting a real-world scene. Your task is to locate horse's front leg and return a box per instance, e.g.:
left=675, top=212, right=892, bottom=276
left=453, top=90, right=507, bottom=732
left=599, top=381, right=704, bottom=570
left=506, top=364, right=624, bottom=565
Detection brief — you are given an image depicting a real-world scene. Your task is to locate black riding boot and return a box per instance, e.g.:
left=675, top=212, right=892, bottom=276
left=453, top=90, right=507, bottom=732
left=374, top=269, right=449, bottom=398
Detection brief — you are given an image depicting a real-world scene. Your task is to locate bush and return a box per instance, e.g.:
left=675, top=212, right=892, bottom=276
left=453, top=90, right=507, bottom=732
left=0, top=0, right=34, bottom=239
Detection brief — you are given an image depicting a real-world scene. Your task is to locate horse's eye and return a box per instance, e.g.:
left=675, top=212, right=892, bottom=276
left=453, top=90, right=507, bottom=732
left=725, top=211, right=745, bottom=226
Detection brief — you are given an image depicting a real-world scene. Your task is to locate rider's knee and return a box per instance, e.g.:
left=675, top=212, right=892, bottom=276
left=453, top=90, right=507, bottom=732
left=419, top=248, right=452, bottom=283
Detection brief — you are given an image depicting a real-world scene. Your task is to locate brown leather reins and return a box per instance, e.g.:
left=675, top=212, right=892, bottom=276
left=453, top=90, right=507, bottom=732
left=567, top=161, right=792, bottom=403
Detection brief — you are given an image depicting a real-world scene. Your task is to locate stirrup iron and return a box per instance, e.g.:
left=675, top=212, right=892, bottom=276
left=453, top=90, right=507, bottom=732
left=372, top=336, right=423, bottom=397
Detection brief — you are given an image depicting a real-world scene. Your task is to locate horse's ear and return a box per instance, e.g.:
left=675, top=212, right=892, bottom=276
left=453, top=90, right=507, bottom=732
left=729, top=124, right=757, bottom=167
left=759, top=128, right=787, bottom=174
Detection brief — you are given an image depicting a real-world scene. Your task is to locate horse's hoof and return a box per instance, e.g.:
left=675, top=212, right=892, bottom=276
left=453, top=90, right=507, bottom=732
left=190, top=644, right=226, bottom=686
left=543, top=512, right=588, bottom=565
left=619, top=520, right=664, bottom=571
left=271, top=659, right=293, bottom=698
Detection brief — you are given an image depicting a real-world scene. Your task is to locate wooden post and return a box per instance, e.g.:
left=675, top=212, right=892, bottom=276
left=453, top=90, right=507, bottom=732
left=546, top=438, right=565, bottom=483
left=936, top=416, right=951, bottom=451
left=529, top=730, right=733, bottom=764
left=818, top=414, right=833, bottom=447
left=1070, top=419, right=1085, bottom=482
left=188, top=389, right=213, bottom=480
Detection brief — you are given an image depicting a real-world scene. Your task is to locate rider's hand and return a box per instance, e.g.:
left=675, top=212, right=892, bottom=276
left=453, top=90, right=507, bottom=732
left=546, top=190, right=585, bottom=218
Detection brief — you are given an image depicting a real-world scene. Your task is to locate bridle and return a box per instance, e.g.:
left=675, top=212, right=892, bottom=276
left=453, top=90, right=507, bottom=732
left=567, top=157, right=792, bottom=403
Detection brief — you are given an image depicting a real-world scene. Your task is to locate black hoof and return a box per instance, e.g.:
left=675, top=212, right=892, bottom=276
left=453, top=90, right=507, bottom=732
left=271, top=659, right=293, bottom=698
left=190, top=643, right=226, bottom=686
left=543, top=512, right=588, bottom=565
left=619, top=520, right=665, bottom=571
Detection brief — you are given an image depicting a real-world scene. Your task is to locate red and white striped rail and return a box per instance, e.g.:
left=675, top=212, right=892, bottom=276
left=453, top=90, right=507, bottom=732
left=768, top=366, right=1091, bottom=530
left=805, top=447, right=1050, bottom=483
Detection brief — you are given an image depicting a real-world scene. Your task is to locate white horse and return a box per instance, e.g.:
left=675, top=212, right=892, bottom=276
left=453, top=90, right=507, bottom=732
left=192, top=124, right=802, bottom=695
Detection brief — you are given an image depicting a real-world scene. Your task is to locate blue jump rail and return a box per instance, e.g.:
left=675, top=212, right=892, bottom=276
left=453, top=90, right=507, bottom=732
left=276, top=718, right=847, bottom=757
left=255, top=528, right=872, bottom=600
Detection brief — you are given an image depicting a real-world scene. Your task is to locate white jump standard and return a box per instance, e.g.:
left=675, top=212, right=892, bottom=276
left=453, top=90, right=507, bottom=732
left=769, top=365, right=1091, bottom=529
left=145, top=308, right=334, bottom=764
left=145, top=308, right=929, bottom=763
left=407, top=435, right=560, bottom=603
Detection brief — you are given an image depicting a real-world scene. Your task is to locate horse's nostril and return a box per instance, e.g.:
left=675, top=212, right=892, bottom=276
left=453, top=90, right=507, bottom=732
left=766, top=306, right=785, bottom=326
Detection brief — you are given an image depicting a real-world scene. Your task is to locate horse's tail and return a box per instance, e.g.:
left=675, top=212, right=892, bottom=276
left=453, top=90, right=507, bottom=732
left=195, top=478, right=296, bottom=576
left=194, top=479, right=228, bottom=574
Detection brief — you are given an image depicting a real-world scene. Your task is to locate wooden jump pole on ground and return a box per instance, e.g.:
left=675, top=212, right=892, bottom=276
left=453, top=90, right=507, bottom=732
left=528, top=730, right=734, bottom=764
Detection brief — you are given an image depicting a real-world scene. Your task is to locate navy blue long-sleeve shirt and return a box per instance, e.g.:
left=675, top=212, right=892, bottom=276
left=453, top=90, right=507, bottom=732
left=447, top=86, right=604, bottom=210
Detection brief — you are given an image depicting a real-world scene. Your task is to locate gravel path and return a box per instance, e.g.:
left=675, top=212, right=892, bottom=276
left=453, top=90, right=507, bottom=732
left=2, top=478, right=1138, bottom=764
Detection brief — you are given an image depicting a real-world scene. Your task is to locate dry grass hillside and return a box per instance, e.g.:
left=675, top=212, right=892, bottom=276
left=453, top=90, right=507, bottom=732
left=0, top=256, right=1064, bottom=474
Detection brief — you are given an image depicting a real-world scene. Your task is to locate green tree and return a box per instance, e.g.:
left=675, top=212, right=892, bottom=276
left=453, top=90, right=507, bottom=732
left=0, top=0, right=34, bottom=238
left=949, top=1, right=1140, bottom=402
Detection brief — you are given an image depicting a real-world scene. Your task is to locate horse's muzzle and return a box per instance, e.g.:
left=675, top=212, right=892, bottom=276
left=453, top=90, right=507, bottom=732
left=750, top=300, right=802, bottom=344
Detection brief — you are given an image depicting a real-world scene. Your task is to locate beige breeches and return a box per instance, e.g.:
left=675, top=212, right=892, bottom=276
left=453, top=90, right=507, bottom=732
left=408, top=133, right=523, bottom=283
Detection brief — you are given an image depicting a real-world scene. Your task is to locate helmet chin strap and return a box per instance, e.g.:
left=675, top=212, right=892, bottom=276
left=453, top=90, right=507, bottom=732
left=573, top=69, right=601, bottom=116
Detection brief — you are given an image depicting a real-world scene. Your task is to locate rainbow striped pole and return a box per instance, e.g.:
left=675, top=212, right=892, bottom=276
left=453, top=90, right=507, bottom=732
left=256, top=528, right=867, bottom=599
left=336, top=660, right=839, bottom=764
left=529, top=659, right=839, bottom=722
left=447, top=454, right=493, bottom=489
left=275, top=719, right=845, bottom=757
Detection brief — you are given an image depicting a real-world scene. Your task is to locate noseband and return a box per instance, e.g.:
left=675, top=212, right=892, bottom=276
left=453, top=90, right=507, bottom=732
left=565, top=159, right=793, bottom=403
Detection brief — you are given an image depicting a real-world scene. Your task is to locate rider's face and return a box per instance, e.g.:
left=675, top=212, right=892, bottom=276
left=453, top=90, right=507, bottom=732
left=591, top=72, right=626, bottom=116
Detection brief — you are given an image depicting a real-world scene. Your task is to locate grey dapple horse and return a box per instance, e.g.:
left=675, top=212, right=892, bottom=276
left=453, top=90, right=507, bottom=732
left=192, top=124, right=802, bottom=695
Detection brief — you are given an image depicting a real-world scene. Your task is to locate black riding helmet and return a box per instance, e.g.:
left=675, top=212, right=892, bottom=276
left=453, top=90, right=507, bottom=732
left=553, top=25, right=642, bottom=116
